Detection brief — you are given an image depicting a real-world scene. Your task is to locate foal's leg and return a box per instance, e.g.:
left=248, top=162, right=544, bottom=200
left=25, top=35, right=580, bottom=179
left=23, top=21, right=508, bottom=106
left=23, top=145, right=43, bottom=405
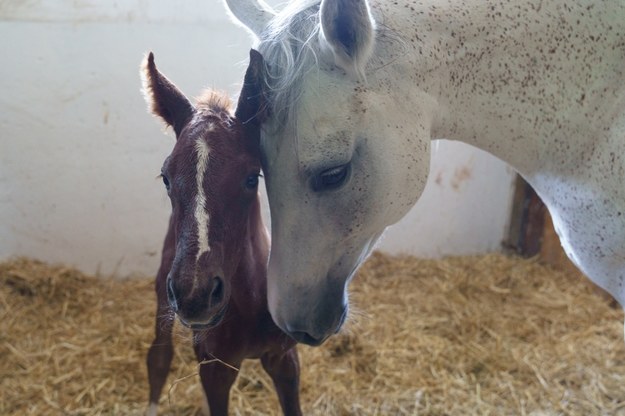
left=146, top=302, right=174, bottom=415
left=261, top=347, right=302, bottom=416
left=197, top=357, right=240, bottom=416
left=146, top=218, right=176, bottom=416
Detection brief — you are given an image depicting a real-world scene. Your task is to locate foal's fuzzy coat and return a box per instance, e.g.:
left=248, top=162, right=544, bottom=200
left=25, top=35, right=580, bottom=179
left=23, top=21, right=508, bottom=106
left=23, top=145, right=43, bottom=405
left=142, top=52, right=301, bottom=416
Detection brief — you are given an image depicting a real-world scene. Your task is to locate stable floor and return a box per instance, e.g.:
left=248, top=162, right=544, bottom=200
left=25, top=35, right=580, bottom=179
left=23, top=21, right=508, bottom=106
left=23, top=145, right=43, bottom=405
left=1, top=252, right=624, bottom=415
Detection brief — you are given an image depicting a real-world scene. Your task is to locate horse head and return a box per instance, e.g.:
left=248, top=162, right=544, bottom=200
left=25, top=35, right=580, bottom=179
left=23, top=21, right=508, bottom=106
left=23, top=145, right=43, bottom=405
left=231, top=0, right=435, bottom=345
left=142, top=52, right=263, bottom=330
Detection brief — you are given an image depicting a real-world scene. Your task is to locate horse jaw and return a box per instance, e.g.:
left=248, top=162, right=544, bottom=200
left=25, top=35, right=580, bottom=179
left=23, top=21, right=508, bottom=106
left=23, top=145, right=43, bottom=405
left=222, top=0, right=275, bottom=38
left=266, top=229, right=380, bottom=345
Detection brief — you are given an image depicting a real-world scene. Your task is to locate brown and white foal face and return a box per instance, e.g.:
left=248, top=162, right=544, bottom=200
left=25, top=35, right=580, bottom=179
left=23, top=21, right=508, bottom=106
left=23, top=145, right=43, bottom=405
left=142, top=53, right=261, bottom=329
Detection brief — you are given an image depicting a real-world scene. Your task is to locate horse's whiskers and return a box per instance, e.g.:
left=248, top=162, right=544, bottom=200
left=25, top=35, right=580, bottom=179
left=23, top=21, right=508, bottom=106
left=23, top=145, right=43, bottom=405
left=171, top=322, right=194, bottom=345
left=192, top=328, right=211, bottom=345
left=338, top=304, right=367, bottom=336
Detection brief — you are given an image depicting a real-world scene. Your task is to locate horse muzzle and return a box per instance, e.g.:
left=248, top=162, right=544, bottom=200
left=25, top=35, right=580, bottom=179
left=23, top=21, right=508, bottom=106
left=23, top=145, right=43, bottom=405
left=268, top=281, right=349, bottom=346
left=166, top=273, right=228, bottom=329
left=177, top=302, right=228, bottom=330
left=284, top=305, right=348, bottom=346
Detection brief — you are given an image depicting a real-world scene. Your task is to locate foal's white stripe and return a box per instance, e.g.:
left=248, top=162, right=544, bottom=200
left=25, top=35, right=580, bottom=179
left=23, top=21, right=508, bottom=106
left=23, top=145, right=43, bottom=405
left=195, top=139, right=211, bottom=262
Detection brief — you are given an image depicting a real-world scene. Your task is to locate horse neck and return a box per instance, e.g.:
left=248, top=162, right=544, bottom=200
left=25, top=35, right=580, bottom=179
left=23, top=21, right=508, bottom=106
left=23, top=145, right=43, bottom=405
left=374, top=0, right=624, bottom=179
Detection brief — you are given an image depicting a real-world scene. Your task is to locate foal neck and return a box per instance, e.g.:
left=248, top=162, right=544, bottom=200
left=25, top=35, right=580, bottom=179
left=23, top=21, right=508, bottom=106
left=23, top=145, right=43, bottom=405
left=229, top=195, right=270, bottom=314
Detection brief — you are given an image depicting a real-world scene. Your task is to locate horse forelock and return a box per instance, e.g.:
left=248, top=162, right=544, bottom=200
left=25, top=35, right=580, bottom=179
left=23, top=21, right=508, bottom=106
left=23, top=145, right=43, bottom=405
left=256, top=0, right=382, bottom=138
left=195, top=90, right=233, bottom=116
left=256, top=0, right=323, bottom=134
left=191, top=90, right=238, bottom=143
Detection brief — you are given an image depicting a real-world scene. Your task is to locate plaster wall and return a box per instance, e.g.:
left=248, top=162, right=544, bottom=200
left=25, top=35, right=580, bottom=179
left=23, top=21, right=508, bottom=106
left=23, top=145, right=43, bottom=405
left=0, top=1, right=516, bottom=276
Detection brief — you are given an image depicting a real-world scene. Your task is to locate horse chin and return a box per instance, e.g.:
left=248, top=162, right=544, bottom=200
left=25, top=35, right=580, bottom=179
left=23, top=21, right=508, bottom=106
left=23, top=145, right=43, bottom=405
left=177, top=304, right=228, bottom=331
left=280, top=303, right=347, bottom=346
left=268, top=275, right=349, bottom=346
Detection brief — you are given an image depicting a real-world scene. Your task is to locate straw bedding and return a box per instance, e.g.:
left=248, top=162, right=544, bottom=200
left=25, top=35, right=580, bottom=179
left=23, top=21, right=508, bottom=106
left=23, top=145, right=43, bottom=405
left=1, top=252, right=624, bottom=415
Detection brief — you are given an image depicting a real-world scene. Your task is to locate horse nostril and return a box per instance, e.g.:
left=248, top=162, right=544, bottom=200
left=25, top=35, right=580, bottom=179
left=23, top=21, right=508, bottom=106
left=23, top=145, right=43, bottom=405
left=166, top=278, right=178, bottom=312
left=289, top=330, right=326, bottom=347
left=209, top=277, right=224, bottom=306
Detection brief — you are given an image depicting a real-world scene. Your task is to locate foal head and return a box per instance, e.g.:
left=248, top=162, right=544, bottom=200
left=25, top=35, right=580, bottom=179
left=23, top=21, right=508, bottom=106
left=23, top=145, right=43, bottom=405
left=142, top=52, right=263, bottom=329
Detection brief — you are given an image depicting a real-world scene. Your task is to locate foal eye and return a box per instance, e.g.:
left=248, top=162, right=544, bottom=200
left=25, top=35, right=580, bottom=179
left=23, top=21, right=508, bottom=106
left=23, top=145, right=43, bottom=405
left=161, top=174, right=170, bottom=190
left=245, top=174, right=260, bottom=189
left=312, top=164, right=350, bottom=192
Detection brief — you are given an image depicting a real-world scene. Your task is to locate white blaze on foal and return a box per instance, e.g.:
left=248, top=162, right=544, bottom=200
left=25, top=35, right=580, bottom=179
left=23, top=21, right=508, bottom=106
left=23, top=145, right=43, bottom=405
left=194, top=136, right=211, bottom=263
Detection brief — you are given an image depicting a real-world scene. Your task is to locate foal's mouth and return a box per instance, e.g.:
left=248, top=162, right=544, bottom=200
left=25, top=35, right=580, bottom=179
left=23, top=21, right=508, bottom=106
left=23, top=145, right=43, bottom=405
left=178, top=304, right=228, bottom=331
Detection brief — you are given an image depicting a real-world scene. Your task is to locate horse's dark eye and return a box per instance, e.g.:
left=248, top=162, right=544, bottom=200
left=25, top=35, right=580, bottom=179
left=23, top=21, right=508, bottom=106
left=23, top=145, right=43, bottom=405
left=312, top=164, right=350, bottom=192
left=162, top=174, right=170, bottom=190
left=245, top=174, right=259, bottom=189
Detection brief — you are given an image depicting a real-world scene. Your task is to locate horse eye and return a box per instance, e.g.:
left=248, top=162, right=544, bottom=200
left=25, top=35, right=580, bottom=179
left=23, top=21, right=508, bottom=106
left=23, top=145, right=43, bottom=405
left=312, top=164, right=350, bottom=192
left=245, top=174, right=259, bottom=189
left=161, top=174, right=170, bottom=190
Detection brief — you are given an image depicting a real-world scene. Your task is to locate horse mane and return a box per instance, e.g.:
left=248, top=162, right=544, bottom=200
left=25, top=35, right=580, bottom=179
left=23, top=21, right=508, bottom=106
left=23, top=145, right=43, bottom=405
left=256, top=0, right=324, bottom=134
left=195, top=90, right=233, bottom=116
left=256, top=0, right=391, bottom=136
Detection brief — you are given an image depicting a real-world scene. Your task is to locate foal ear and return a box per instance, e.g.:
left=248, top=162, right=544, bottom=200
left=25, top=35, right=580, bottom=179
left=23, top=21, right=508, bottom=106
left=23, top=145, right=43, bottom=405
left=141, top=52, right=194, bottom=138
left=319, top=0, right=376, bottom=80
left=235, top=49, right=269, bottom=126
left=223, top=0, right=276, bottom=38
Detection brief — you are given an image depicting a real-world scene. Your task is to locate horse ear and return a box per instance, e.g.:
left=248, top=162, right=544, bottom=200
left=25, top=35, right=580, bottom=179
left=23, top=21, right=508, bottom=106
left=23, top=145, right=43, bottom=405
left=235, top=49, right=269, bottom=126
left=319, top=0, right=376, bottom=79
left=141, top=52, right=194, bottom=138
left=223, top=0, right=276, bottom=38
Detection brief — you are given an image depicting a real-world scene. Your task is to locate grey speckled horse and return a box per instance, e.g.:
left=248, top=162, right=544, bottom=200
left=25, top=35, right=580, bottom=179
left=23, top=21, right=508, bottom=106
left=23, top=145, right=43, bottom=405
left=226, top=0, right=625, bottom=346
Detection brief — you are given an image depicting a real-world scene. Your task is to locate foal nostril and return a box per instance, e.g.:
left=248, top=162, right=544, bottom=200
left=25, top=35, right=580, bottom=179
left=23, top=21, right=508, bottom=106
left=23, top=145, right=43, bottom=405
left=166, top=278, right=179, bottom=312
left=209, top=277, right=224, bottom=306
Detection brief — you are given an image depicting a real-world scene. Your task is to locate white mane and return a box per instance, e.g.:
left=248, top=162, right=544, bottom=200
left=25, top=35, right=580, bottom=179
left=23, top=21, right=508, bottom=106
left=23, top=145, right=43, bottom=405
left=255, top=0, right=323, bottom=133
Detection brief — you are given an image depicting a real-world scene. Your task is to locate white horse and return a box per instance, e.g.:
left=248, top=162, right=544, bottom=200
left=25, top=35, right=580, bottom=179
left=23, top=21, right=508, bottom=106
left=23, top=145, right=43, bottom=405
left=226, top=0, right=625, bottom=345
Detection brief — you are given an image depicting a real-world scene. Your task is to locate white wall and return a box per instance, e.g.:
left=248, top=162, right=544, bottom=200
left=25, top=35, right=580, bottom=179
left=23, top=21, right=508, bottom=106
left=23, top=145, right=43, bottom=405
left=0, top=1, right=516, bottom=277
